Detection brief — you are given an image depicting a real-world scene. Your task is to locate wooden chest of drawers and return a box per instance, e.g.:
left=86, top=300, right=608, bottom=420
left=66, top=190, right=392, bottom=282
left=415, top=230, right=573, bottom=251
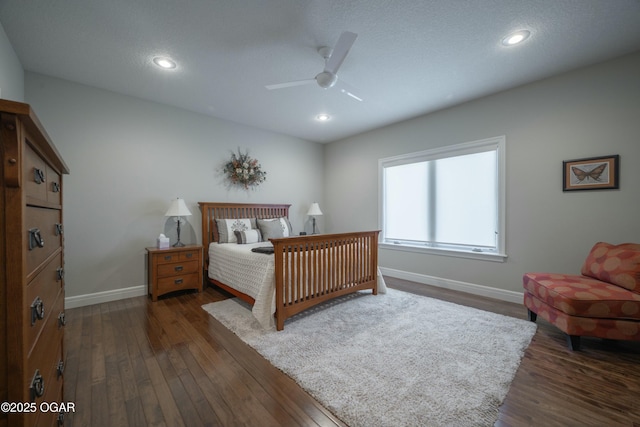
left=146, top=245, right=203, bottom=301
left=1, top=100, right=69, bottom=427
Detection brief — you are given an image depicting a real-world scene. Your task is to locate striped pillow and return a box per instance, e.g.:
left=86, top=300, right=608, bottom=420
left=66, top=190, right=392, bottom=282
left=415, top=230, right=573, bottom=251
left=234, top=229, right=262, bottom=244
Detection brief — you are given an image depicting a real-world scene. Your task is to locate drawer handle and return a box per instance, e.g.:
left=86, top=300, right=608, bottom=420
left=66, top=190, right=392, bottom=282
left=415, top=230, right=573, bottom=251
left=57, top=267, right=65, bottom=281
left=174, top=279, right=183, bottom=285
left=175, top=265, right=184, bottom=272
left=28, top=228, right=45, bottom=250
left=57, top=359, right=65, bottom=378
left=55, top=223, right=64, bottom=236
left=164, top=255, right=172, bottom=261
left=58, top=311, right=66, bottom=328
left=57, top=411, right=65, bottom=426
left=30, top=369, right=45, bottom=401
left=31, top=296, right=45, bottom=326
left=185, top=253, right=193, bottom=258
left=52, top=181, right=60, bottom=193
left=34, top=167, right=46, bottom=184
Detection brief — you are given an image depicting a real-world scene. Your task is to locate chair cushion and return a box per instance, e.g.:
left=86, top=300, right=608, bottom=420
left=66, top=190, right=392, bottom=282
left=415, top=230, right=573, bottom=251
left=523, top=272, right=640, bottom=320
left=524, top=293, right=640, bottom=340
left=580, top=242, right=640, bottom=293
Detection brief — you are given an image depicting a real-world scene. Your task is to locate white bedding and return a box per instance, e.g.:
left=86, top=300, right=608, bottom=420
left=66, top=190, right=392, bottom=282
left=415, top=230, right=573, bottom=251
left=208, top=242, right=387, bottom=329
left=208, top=242, right=277, bottom=328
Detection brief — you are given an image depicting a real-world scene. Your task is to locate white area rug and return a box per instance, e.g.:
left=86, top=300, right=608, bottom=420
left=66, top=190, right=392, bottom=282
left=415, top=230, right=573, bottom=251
left=202, top=289, right=536, bottom=427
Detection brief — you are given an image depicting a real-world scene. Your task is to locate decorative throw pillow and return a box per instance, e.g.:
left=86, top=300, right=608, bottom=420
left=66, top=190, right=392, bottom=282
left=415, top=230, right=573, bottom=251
left=580, top=242, right=640, bottom=293
left=257, top=217, right=293, bottom=240
left=215, top=218, right=256, bottom=243
left=234, top=229, right=262, bottom=244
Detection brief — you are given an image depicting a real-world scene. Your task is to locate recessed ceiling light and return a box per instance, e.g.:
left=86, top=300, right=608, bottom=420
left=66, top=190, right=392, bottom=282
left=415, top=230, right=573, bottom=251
left=502, top=30, right=531, bottom=46
left=153, top=56, right=177, bottom=69
left=316, top=114, right=331, bottom=122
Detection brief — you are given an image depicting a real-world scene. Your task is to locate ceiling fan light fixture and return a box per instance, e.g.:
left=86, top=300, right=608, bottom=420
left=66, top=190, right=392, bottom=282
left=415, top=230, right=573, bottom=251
left=502, top=30, right=531, bottom=46
left=315, top=71, right=338, bottom=89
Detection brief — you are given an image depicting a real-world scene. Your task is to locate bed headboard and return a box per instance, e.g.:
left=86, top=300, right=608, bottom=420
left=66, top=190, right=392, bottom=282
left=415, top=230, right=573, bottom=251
left=198, top=202, right=291, bottom=265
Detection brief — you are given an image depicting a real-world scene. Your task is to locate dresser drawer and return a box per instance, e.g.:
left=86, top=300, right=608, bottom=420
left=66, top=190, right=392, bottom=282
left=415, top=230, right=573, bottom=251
left=25, top=206, right=62, bottom=277
left=157, top=259, right=199, bottom=278
left=28, top=336, right=64, bottom=427
left=26, top=254, right=64, bottom=356
left=24, top=141, right=63, bottom=207
left=46, top=164, right=62, bottom=205
left=26, top=308, right=64, bottom=407
left=157, top=272, right=200, bottom=296
left=24, top=141, right=48, bottom=203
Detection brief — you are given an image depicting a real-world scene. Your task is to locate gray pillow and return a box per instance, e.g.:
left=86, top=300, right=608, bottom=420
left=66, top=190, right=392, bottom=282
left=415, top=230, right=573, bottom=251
left=257, top=218, right=285, bottom=240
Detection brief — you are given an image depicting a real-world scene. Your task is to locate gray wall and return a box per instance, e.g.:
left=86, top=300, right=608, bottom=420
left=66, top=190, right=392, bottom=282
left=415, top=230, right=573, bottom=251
left=3, top=15, right=639, bottom=302
left=0, top=22, right=23, bottom=101
left=325, top=51, right=640, bottom=294
left=24, top=73, right=324, bottom=299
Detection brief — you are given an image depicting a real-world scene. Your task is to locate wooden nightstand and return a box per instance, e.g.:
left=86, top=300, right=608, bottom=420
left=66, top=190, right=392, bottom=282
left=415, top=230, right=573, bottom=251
left=146, top=244, right=203, bottom=301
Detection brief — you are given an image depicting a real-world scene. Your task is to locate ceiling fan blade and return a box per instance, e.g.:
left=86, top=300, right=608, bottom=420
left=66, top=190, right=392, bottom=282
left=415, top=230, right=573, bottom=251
left=336, top=80, right=363, bottom=102
left=341, top=88, right=363, bottom=102
left=324, top=31, right=357, bottom=75
left=265, top=79, right=315, bottom=90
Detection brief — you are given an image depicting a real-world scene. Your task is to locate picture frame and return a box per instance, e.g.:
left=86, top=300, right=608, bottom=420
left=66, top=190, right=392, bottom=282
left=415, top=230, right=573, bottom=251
left=562, top=154, right=619, bottom=191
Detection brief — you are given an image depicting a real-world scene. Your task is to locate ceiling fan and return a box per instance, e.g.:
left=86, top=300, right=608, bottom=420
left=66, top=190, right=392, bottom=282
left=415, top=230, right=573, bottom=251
left=265, top=31, right=363, bottom=101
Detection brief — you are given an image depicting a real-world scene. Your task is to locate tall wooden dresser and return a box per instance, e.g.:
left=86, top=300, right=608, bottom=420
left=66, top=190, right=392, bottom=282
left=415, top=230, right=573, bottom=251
left=1, top=100, right=70, bottom=427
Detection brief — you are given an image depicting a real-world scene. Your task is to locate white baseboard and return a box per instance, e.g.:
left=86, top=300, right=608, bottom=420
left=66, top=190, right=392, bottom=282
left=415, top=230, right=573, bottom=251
left=65, top=285, right=147, bottom=309
left=379, top=267, right=524, bottom=304
left=64, top=269, right=524, bottom=309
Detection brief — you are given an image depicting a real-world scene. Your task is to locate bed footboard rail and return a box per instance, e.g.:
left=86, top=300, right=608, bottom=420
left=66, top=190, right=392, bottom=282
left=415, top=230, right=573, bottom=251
left=271, top=230, right=380, bottom=330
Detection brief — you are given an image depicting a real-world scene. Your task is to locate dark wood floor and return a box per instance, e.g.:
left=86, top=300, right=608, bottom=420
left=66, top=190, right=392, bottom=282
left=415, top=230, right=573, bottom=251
left=63, top=277, right=640, bottom=427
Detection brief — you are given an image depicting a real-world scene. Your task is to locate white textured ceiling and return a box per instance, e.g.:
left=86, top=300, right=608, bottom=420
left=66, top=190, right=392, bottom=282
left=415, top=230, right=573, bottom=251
left=2, top=0, right=640, bottom=143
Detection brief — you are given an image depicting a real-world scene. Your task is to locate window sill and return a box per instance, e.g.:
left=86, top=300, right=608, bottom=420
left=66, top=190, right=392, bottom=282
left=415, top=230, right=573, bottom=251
left=379, top=242, right=508, bottom=263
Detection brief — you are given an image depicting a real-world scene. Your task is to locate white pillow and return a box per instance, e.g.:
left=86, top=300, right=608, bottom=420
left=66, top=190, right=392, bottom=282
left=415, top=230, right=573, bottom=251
left=216, top=218, right=256, bottom=243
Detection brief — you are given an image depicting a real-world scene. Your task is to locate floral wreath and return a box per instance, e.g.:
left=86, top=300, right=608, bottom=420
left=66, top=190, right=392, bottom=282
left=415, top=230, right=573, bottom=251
left=223, top=149, right=267, bottom=189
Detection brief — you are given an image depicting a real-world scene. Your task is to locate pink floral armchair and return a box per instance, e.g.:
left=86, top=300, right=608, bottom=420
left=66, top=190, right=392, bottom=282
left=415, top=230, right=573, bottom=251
left=523, top=242, right=640, bottom=350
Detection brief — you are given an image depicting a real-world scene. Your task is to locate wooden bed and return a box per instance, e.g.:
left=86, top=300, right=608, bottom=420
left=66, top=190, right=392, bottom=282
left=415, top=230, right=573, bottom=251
left=199, top=202, right=380, bottom=330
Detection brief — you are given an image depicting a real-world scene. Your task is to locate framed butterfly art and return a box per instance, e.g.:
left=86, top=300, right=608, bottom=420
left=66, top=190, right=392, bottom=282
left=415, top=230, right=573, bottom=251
left=563, top=154, right=619, bottom=191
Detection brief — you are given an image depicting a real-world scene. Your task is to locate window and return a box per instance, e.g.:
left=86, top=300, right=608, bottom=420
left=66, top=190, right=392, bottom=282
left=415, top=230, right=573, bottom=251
left=379, top=136, right=506, bottom=261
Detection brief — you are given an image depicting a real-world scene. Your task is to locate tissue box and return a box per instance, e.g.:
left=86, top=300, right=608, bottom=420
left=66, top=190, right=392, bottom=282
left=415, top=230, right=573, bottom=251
left=157, top=235, right=170, bottom=249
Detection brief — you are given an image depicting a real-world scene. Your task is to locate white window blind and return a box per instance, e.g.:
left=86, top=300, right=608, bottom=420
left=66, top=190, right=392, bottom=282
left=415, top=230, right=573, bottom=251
left=379, top=136, right=506, bottom=261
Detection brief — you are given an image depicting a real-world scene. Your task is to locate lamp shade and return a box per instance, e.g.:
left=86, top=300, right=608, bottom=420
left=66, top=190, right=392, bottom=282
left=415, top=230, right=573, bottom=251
left=165, top=198, right=192, bottom=217
left=307, top=202, right=323, bottom=216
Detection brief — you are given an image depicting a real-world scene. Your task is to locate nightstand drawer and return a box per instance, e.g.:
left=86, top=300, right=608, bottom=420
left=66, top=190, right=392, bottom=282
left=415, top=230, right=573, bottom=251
left=156, top=252, right=180, bottom=264
left=157, top=260, right=199, bottom=278
left=157, top=272, right=199, bottom=295
left=154, top=249, right=200, bottom=264
left=179, top=250, right=200, bottom=261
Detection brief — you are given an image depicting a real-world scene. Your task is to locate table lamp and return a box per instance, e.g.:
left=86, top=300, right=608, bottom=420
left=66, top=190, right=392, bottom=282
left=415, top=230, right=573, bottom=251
left=307, top=202, right=323, bottom=234
left=165, top=198, right=192, bottom=247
